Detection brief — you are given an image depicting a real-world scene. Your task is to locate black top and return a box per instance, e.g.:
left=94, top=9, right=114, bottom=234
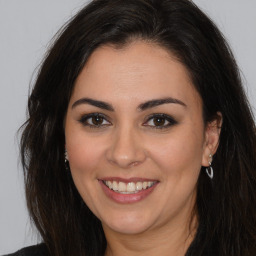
left=3, top=244, right=49, bottom=256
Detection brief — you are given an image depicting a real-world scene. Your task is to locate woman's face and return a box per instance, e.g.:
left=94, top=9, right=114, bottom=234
left=65, top=41, right=215, bottom=235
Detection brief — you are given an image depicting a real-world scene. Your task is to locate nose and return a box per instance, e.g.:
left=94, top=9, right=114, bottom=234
left=106, top=126, right=147, bottom=169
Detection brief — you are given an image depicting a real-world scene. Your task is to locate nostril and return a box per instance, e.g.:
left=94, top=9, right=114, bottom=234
left=130, top=161, right=140, bottom=167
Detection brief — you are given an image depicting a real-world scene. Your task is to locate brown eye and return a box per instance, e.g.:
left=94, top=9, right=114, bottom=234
left=153, top=117, right=166, bottom=126
left=144, top=114, right=177, bottom=129
left=79, top=113, right=111, bottom=128
left=91, top=115, right=104, bottom=125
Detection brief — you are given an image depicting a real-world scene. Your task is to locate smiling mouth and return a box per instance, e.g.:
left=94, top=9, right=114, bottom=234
left=102, top=180, right=157, bottom=194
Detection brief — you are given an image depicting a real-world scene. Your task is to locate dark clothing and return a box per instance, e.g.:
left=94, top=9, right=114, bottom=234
left=3, top=244, right=48, bottom=256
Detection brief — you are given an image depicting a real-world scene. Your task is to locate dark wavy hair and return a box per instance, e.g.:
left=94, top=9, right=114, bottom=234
left=20, top=0, right=256, bottom=255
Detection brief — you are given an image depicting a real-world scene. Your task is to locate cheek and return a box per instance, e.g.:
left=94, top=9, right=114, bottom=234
left=148, top=127, right=204, bottom=214
left=148, top=126, right=204, bottom=178
left=67, top=141, right=105, bottom=178
left=65, top=123, right=106, bottom=178
left=69, top=143, right=97, bottom=171
left=65, top=130, right=106, bottom=216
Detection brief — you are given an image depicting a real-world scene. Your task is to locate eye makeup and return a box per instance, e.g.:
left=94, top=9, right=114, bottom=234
left=143, top=113, right=178, bottom=130
left=78, top=112, right=178, bottom=130
left=78, top=113, right=111, bottom=129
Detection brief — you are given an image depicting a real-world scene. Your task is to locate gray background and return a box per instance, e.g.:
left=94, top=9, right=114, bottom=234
left=0, top=0, right=255, bottom=254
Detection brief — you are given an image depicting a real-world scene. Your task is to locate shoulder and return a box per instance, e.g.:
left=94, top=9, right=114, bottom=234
left=3, top=244, right=49, bottom=256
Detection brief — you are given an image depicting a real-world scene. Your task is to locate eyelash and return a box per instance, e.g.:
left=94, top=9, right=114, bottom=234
left=144, top=113, right=177, bottom=129
left=78, top=113, right=177, bottom=130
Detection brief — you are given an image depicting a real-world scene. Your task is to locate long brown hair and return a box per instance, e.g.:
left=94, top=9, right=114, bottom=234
left=20, top=0, right=256, bottom=255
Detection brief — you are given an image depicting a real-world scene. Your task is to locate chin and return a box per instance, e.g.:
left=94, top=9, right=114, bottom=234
left=101, top=211, right=155, bottom=235
left=106, top=222, right=151, bottom=235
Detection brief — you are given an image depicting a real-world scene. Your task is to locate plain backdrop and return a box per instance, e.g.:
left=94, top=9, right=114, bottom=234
left=0, top=0, right=255, bottom=254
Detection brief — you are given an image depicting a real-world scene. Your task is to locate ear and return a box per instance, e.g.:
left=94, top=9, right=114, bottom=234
left=201, top=112, right=222, bottom=167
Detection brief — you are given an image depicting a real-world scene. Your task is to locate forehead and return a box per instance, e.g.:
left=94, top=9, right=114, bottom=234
left=71, top=41, right=201, bottom=108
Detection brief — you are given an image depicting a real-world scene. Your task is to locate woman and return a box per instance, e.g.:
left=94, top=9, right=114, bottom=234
left=9, top=0, right=256, bottom=255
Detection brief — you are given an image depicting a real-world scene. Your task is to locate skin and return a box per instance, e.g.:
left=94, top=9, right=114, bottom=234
left=65, top=41, right=221, bottom=256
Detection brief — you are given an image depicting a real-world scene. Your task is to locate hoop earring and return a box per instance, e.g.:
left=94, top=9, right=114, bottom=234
left=206, top=154, right=214, bottom=179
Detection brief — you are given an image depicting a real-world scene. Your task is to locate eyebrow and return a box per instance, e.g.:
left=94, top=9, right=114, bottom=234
left=138, top=97, right=187, bottom=111
left=72, top=98, right=114, bottom=111
left=71, top=97, right=186, bottom=111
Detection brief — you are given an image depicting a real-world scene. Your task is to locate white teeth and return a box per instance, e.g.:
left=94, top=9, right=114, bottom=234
left=148, top=181, right=154, bottom=187
left=112, top=181, right=118, bottom=191
left=106, top=181, right=112, bottom=189
left=103, top=180, right=156, bottom=194
left=127, top=182, right=136, bottom=192
left=118, top=182, right=126, bottom=192
left=136, top=182, right=143, bottom=191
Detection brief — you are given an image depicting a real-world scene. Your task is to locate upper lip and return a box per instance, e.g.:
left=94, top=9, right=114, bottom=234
left=98, top=177, right=159, bottom=183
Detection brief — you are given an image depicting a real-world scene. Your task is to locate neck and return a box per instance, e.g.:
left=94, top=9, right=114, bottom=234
left=104, top=213, right=197, bottom=256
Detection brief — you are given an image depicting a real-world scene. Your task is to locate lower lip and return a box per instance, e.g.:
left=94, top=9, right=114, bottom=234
left=99, top=180, right=158, bottom=204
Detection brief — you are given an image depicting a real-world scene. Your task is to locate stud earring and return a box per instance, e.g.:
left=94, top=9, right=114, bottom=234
left=206, top=154, right=214, bottom=179
left=65, top=149, right=69, bottom=163
left=64, top=149, right=69, bottom=170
